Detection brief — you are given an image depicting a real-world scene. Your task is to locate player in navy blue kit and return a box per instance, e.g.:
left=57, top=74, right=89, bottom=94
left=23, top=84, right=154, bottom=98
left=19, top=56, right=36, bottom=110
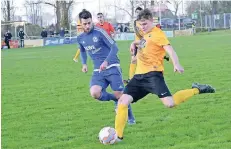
left=77, top=9, right=136, bottom=124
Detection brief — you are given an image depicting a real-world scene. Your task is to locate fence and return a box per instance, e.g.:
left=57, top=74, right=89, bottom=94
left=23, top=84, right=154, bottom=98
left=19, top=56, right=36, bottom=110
left=201, top=13, right=231, bottom=29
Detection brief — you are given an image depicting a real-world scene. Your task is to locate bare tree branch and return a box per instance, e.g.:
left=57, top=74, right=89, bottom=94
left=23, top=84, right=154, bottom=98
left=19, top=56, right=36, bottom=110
left=108, top=4, right=132, bottom=17
left=169, top=0, right=182, bottom=16
left=1, top=0, right=7, bottom=21
left=25, top=0, right=42, bottom=25
left=44, top=2, right=57, bottom=8
left=138, top=1, right=151, bottom=9
left=67, top=0, right=74, bottom=9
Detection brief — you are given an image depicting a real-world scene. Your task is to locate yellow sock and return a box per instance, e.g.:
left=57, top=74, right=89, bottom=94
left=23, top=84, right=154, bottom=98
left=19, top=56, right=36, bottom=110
left=129, top=63, right=136, bottom=79
left=115, top=104, right=128, bottom=138
left=73, top=49, right=80, bottom=60
left=173, top=88, right=199, bottom=105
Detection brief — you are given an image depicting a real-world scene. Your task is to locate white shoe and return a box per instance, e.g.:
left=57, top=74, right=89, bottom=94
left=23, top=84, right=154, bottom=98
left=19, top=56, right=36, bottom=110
left=116, top=137, right=123, bottom=143
left=127, top=119, right=136, bottom=125
left=73, top=59, right=78, bottom=62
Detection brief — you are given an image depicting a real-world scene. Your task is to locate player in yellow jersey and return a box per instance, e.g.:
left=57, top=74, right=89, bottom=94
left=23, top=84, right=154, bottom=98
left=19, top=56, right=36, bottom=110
left=114, top=9, right=215, bottom=141
left=123, top=7, right=169, bottom=84
left=73, top=19, right=84, bottom=62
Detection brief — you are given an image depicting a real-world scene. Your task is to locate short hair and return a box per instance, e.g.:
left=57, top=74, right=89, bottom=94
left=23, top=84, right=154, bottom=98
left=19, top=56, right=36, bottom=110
left=97, top=12, right=103, bottom=16
left=135, top=7, right=143, bottom=11
left=79, top=9, right=92, bottom=20
left=137, top=9, right=153, bottom=21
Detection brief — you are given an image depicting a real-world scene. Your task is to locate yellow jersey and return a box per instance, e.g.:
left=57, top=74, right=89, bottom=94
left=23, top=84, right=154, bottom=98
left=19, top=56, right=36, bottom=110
left=135, top=27, right=170, bottom=74
left=77, top=20, right=84, bottom=34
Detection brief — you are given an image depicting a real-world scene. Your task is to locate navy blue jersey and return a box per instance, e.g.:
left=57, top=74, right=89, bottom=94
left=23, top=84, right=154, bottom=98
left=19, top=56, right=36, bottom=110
left=77, top=26, right=120, bottom=69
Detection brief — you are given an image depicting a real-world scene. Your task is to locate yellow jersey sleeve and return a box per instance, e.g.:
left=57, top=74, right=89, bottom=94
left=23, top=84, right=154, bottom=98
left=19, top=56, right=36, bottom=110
left=152, top=28, right=170, bottom=47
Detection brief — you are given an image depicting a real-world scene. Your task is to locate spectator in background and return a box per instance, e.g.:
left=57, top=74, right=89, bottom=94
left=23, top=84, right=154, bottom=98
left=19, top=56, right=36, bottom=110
left=192, top=21, right=196, bottom=34
left=117, top=24, right=123, bottom=33
left=18, top=28, right=25, bottom=48
left=65, top=28, right=69, bottom=34
left=123, top=24, right=129, bottom=32
left=116, top=24, right=123, bottom=39
left=96, top=13, right=115, bottom=38
left=4, top=30, right=12, bottom=49
left=41, top=28, right=48, bottom=38
left=49, top=29, right=54, bottom=37
left=59, top=27, right=65, bottom=37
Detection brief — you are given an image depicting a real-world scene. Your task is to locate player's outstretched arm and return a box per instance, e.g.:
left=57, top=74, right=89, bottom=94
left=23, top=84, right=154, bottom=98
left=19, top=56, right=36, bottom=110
left=77, top=39, right=88, bottom=73
left=98, top=28, right=118, bottom=62
left=163, top=45, right=184, bottom=73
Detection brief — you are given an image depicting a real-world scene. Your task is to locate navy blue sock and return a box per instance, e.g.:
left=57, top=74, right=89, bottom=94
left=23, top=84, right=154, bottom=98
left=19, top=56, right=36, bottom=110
left=114, top=101, right=135, bottom=121
left=98, top=91, right=117, bottom=102
left=128, top=104, right=135, bottom=121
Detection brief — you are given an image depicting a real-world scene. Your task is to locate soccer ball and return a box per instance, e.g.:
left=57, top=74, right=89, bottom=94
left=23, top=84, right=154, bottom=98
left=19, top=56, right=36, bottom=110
left=98, top=127, right=118, bottom=145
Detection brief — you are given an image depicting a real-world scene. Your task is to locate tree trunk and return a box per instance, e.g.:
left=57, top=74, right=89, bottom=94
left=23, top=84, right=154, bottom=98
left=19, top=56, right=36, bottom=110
left=130, top=0, right=135, bottom=20
left=151, top=0, right=155, bottom=6
left=7, top=0, right=10, bottom=30
left=56, top=1, right=61, bottom=32
left=62, top=9, right=69, bottom=29
left=143, top=1, right=147, bottom=9
left=59, top=1, right=73, bottom=30
left=7, top=0, right=10, bottom=21
left=60, top=1, right=69, bottom=29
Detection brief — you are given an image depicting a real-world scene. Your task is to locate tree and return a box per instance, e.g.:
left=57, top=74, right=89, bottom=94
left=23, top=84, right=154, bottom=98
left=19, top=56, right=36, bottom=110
left=43, top=1, right=61, bottom=32
left=186, top=1, right=231, bottom=17
left=219, top=1, right=231, bottom=13
left=1, top=0, right=15, bottom=31
left=186, top=1, right=207, bottom=16
left=25, top=0, right=42, bottom=25
left=60, top=0, right=74, bottom=29
left=109, top=0, right=134, bottom=20
left=168, top=0, right=182, bottom=17
left=107, top=0, right=148, bottom=21
left=43, top=0, right=74, bottom=31
left=1, top=0, right=15, bottom=22
left=139, top=1, right=150, bottom=9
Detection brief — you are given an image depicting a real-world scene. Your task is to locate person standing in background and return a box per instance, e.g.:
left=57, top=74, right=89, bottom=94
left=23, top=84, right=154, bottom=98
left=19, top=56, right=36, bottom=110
left=4, top=30, right=12, bottom=49
left=96, top=13, right=115, bottom=38
left=18, top=28, right=25, bottom=48
left=41, top=28, right=48, bottom=38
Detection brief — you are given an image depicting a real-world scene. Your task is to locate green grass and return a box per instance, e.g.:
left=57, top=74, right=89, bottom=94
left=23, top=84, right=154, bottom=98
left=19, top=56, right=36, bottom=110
left=2, top=31, right=231, bottom=149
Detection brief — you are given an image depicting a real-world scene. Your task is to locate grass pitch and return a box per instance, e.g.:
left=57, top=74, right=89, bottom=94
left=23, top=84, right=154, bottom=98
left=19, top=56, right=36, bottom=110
left=1, top=30, right=231, bottom=149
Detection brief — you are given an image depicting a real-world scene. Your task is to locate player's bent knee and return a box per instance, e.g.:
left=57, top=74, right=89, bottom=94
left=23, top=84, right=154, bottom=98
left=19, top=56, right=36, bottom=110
left=90, top=90, right=101, bottom=99
left=118, top=94, right=133, bottom=105
left=90, top=86, right=102, bottom=99
left=161, top=97, right=175, bottom=108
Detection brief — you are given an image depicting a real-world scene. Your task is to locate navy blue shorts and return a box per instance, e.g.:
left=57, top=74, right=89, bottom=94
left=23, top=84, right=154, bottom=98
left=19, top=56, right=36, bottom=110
left=90, top=66, right=124, bottom=91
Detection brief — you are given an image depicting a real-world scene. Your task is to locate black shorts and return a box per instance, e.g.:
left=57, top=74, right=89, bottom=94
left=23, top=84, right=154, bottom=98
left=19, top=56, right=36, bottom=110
left=123, top=71, right=172, bottom=103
